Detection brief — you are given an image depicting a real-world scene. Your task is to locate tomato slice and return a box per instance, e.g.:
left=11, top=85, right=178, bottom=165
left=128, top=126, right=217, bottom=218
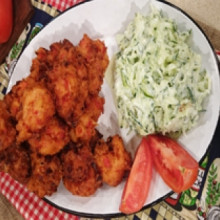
left=147, top=134, right=198, bottom=193
left=0, top=0, right=13, bottom=43
left=119, top=138, right=153, bottom=214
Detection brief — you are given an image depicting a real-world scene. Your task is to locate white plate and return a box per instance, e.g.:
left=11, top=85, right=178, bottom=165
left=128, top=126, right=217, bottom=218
left=7, top=0, right=220, bottom=217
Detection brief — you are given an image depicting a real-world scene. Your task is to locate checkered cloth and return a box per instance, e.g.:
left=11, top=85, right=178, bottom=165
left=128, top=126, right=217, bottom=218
left=0, top=172, right=78, bottom=220
left=43, top=0, right=85, bottom=12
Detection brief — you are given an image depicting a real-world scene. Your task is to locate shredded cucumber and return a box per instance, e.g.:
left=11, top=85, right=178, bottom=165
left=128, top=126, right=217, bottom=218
left=114, top=7, right=211, bottom=136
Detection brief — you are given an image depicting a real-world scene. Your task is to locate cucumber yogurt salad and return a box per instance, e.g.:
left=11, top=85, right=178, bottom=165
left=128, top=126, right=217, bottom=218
left=114, top=7, right=211, bottom=136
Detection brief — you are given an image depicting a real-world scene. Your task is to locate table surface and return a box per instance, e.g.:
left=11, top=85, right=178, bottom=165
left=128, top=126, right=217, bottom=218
left=0, top=0, right=219, bottom=220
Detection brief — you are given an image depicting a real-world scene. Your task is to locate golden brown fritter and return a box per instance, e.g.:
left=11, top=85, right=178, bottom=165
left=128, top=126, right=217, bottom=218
left=78, top=34, right=109, bottom=95
left=16, top=83, right=55, bottom=143
left=61, top=144, right=102, bottom=196
left=94, top=135, right=132, bottom=187
left=69, top=95, right=104, bottom=143
left=26, top=153, right=62, bottom=198
left=43, top=39, right=89, bottom=126
left=1, top=143, right=31, bottom=184
left=70, top=114, right=98, bottom=144
left=4, top=79, right=30, bottom=118
left=47, top=64, right=87, bottom=125
left=28, top=117, right=70, bottom=155
left=29, top=41, right=67, bottom=82
left=0, top=100, right=16, bottom=152
left=85, top=95, right=105, bottom=121
left=29, top=48, right=51, bottom=82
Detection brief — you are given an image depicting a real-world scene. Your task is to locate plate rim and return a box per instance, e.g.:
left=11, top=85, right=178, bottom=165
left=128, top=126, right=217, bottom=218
left=43, top=191, right=174, bottom=218
left=7, top=0, right=220, bottom=218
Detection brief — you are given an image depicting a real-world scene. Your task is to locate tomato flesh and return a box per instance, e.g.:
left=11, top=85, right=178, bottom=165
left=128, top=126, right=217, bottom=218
left=147, top=134, right=198, bottom=193
left=119, top=138, right=153, bottom=214
left=0, top=0, right=13, bottom=43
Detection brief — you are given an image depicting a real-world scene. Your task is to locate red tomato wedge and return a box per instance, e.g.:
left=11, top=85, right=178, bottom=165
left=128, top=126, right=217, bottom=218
left=147, top=134, right=199, bottom=193
left=0, top=0, right=13, bottom=43
left=119, top=138, right=153, bottom=214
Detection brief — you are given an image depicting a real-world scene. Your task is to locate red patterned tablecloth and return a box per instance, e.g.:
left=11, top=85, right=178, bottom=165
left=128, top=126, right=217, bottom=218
left=43, top=0, right=84, bottom=11
left=0, top=173, right=78, bottom=220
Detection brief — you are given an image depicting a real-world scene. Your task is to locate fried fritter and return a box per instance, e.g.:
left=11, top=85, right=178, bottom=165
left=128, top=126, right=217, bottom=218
left=30, top=48, right=51, bottom=82
left=78, top=34, right=109, bottom=95
left=16, top=83, right=55, bottom=143
left=0, top=100, right=16, bottom=151
left=4, top=77, right=37, bottom=119
left=85, top=95, right=105, bottom=121
left=44, top=40, right=89, bottom=125
left=61, top=144, right=102, bottom=196
left=1, top=143, right=31, bottom=184
left=47, top=64, right=87, bottom=124
left=26, top=153, right=62, bottom=198
left=70, top=95, right=104, bottom=143
left=28, top=117, right=70, bottom=155
left=94, top=135, right=132, bottom=187
left=29, top=41, right=68, bottom=82
left=70, top=114, right=97, bottom=143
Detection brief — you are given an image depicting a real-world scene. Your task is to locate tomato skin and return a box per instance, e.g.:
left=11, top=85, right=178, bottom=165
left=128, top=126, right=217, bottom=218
left=0, top=0, right=13, bottom=43
left=119, top=138, right=153, bottom=214
left=147, top=134, right=198, bottom=193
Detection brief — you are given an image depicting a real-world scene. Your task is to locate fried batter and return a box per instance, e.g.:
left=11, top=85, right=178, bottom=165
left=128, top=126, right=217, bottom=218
left=94, top=135, right=132, bottom=187
left=28, top=117, right=70, bottom=155
left=44, top=40, right=89, bottom=125
left=61, top=144, right=102, bottom=196
left=70, top=95, right=104, bottom=143
left=26, top=153, right=62, bottom=198
left=78, top=34, right=109, bottom=95
left=16, top=83, right=55, bottom=143
left=85, top=95, right=105, bottom=121
left=70, top=113, right=99, bottom=144
left=29, top=41, right=67, bottom=82
left=1, top=143, right=31, bottom=184
left=0, top=100, right=16, bottom=151
left=4, top=77, right=37, bottom=119
left=47, top=64, right=87, bottom=124
left=30, top=48, right=51, bottom=82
